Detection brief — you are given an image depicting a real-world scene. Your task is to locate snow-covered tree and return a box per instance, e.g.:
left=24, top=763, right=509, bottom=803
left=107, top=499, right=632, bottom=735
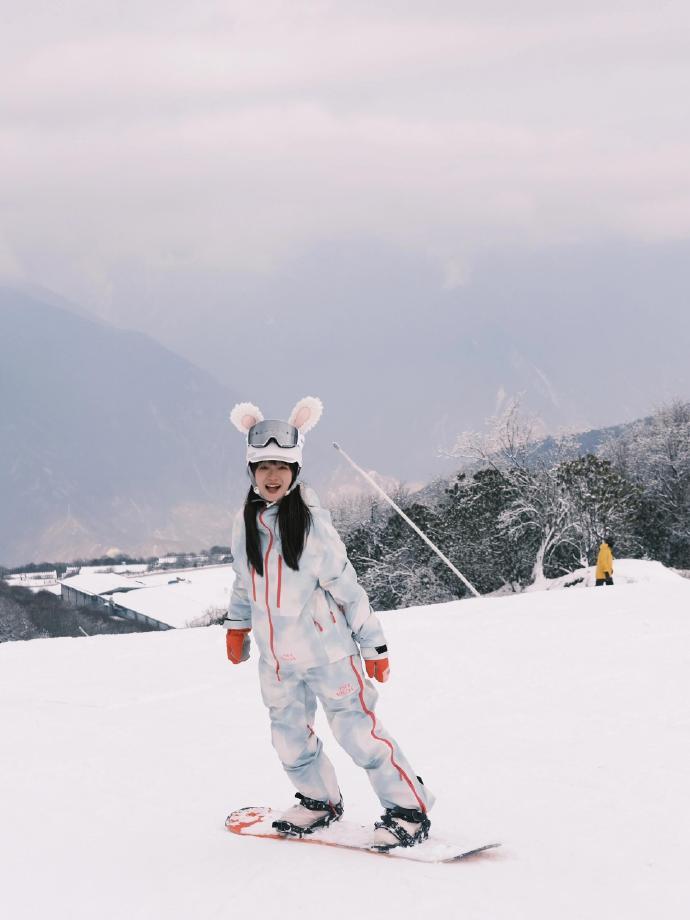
left=450, top=400, right=585, bottom=585
left=344, top=500, right=458, bottom=610
left=438, top=469, right=534, bottom=593
left=602, top=400, right=690, bottom=566
left=555, top=455, right=643, bottom=565
left=334, top=399, right=689, bottom=608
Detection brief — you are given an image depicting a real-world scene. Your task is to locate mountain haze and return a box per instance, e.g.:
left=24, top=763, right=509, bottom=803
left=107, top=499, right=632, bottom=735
left=2, top=280, right=687, bottom=567
left=0, top=289, right=240, bottom=566
left=100, top=239, right=690, bottom=489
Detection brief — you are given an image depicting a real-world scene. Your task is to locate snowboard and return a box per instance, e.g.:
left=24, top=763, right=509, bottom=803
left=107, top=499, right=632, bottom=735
left=225, top=806, right=501, bottom=863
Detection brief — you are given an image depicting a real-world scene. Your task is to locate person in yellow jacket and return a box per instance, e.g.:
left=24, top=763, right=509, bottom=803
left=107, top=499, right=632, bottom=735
left=595, top=537, right=614, bottom=586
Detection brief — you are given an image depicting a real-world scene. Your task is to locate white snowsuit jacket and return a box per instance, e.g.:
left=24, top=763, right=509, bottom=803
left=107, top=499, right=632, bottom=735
left=224, top=486, right=388, bottom=675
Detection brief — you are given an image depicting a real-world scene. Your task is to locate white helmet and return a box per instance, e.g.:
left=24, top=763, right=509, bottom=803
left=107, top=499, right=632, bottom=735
left=229, top=397, right=323, bottom=485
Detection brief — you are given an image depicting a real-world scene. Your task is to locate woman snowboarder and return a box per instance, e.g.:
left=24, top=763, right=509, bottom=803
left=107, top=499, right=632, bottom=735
left=224, top=396, right=434, bottom=850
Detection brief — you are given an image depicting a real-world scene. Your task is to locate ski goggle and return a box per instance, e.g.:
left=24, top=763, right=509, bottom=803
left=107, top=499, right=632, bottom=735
left=247, top=419, right=300, bottom=449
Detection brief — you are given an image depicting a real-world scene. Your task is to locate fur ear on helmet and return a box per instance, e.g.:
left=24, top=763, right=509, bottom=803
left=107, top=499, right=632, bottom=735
left=288, top=396, right=323, bottom=434
left=229, top=402, right=264, bottom=434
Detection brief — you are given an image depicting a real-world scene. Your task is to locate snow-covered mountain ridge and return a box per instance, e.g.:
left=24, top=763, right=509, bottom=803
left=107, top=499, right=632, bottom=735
left=1, top=561, right=689, bottom=919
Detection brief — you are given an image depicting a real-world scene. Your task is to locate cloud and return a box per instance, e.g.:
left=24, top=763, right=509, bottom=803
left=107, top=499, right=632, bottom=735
left=1, top=1, right=690, bottom=308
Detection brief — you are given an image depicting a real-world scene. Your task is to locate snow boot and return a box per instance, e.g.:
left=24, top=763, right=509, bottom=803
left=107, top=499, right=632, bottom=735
left=371, top=805, right=431, bottom=851
left=272, top=792, right=344, bottom=838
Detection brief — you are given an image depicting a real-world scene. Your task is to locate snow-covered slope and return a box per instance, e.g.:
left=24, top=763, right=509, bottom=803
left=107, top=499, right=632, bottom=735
left=2, top=563, right=689, bottom=920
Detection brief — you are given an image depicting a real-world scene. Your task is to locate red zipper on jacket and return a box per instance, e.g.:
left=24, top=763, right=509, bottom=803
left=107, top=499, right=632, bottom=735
left=258, top=510, right=280, bottom=681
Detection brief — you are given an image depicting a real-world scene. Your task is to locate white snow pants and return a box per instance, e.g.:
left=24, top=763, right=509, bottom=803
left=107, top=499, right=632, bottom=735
left=258, top=654, right=434, bottom=814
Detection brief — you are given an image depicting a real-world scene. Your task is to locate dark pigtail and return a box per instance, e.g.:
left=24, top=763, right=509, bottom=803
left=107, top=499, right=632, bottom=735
left=244, top=488, right=266, bottom=576
left=278, top=487, right=313, bottom=571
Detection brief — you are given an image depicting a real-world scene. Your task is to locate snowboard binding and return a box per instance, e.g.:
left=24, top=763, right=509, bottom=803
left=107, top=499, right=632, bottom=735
left=272, top=793, right=344, bottom=838
left=372, top=805, right=431, bottom=851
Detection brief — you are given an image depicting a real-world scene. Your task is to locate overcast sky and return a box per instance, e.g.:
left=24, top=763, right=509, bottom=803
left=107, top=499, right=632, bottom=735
left=2, top=1, right=689, bottom=480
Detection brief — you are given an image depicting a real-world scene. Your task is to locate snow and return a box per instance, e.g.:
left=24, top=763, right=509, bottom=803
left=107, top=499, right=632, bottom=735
left=1, top=559, right=689, bottom=920
left=29, top=583, right=62, bottom=596
left=60, top=565, right=235, bottom=628
left=110, top=566, right=235, bottom=628
left=523, top=557, right=689, bottom=592
left=7, top=571, right=57, bottom=585
left=61, top=572, right=145, bottom=595
left=78, top=564, right=150, bottom=575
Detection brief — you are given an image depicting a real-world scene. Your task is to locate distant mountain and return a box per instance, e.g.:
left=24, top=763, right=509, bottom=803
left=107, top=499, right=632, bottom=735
left=106, top=238, right=690, bottom=489
left=0, top=288, right=242, bottom=566
left=327, top=416, right=642, bottom=513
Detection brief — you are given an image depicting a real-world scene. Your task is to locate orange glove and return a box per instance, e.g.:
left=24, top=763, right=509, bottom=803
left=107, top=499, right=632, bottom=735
left=226, top=629, right=250, bottom=664
left=365, top=658, right=390, bottom=683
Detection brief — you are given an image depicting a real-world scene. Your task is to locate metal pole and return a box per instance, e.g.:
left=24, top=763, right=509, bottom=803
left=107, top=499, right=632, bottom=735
left=333, top=442, right=481, bottom=598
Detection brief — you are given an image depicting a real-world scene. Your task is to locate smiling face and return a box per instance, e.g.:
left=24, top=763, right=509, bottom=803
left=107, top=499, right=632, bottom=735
left=253, top=460, right=295, bottom=502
